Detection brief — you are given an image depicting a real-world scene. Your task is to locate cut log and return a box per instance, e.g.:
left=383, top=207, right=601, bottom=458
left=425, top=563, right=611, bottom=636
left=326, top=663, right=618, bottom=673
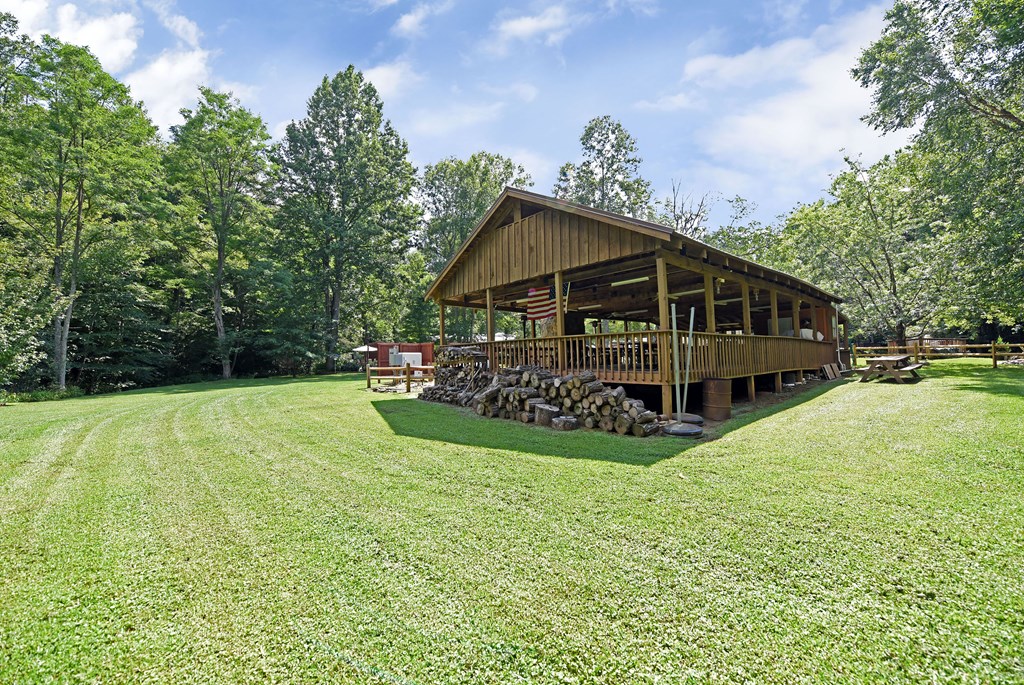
left=582, top=380, right=604, bottom=396
left=632, top=421, right=660, bottom=437
left=518, top=411, right=534, bottom=423
left=600, top=404, right=612, bottom=416
left=570, top=388, right=582, bottom=402
left=614, top=414, right=635, bottom=435
left=562, top=397, right=574, bottom=409
left=609, top=386, right=626, bottom=405
left=577, top=370, right=597, bottom=383
left=583, top=415, right=599, bottom=429
left=635, top=410, right=657, bottom=424
left=535, top=403, right=561, bottom=427
left=551, top=416, right=579, bottom=431
left=598, top=416, right=615, bottom=432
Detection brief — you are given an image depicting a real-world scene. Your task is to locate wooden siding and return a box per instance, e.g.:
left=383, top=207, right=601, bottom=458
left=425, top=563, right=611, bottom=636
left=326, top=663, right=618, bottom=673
left=438, top=209, right=663, bottom=301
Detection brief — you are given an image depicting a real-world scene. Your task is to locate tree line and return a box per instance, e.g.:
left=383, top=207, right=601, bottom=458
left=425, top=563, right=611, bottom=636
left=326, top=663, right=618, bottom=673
left=1, top=0, right=1020, bottom=395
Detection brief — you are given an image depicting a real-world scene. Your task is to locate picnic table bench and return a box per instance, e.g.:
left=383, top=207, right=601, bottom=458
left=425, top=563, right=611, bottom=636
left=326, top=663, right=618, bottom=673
left=857, top=355, right=923, bottom=384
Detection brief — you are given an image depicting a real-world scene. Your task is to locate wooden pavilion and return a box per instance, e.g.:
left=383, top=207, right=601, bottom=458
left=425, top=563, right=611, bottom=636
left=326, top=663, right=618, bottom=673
left=426, top=188, right=848, bottom=414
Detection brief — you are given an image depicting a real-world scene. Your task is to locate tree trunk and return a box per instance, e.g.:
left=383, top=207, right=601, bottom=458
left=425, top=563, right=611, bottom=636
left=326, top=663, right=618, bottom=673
left=213, top=244, right=231, bottom=379
left=325, top=280, right=341, bottom=373
left=895, top=321, right=907, bottom=349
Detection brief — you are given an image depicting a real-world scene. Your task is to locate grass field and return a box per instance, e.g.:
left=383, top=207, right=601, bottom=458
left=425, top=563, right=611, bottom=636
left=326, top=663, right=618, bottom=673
left=1, top=359, right=1022, bottom=683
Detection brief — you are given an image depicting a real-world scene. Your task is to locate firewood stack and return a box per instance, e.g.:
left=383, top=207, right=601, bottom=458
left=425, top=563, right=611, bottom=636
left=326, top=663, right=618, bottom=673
left=421, top=357, right=663, bottom=437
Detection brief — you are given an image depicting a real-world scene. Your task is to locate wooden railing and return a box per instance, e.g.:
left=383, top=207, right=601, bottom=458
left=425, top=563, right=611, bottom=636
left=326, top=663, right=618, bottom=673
left=367, top=364, right=435, bottom=391
left=446, top=332, right=838, bottom=384
left=854, top=343, right=1024, bottom=369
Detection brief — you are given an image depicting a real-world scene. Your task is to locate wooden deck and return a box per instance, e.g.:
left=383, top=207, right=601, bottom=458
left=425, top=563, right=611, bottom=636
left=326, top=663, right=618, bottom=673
left=446, top=331, right=838, bottom=385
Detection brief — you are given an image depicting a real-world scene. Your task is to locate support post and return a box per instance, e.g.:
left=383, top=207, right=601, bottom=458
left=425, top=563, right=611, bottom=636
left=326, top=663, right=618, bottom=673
left=657, top=257, right=672, bottom=414
left=485, top=288, right=494, bottom=343
left=531, top=319, right=536, bottom=339
left=405, top=362, right=412, bottom=393
left=770, top=289, right=782, bottom=391
left=792, top=297, right=801, bottom=337
left=366, top=363, right=371, bottom=389
left=554, top=270, right=565, bottom=372
left=438, top=300, right=446, bottom=347
left=704, top=273, right=717, bottom=333
left=992, top=341, right=998, bottom=368
left=740, top=281, right=755, bottom=402
left=809, top=302, right=818, bottom=341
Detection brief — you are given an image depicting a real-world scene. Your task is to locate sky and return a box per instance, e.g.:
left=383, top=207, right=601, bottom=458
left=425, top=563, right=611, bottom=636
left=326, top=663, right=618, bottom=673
left=0, top=0, right=910, bottom=224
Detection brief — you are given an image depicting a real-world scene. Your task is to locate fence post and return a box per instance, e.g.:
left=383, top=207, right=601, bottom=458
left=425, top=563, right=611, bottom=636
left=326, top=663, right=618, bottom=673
left=405, top=362, right=412, bottom=392
left=851, top=345, right=858, bottom=367
left=366, top=363, right=371, bottom=389
left=992, top=341, right=998, bottom=369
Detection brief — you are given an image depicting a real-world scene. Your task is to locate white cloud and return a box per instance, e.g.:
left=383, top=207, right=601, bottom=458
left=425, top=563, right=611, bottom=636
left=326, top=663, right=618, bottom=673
left=605, top=0, right=658, bottom=16
left=681, top=4, right=909, bottom=193
left=634, top=92, right=695, bottom=112
left=145, top=0, right=201, bottom=48
left=496, top=146, right=557, bottom=183
left=0, top=0, right=50, bottom=35
left=409, top=101, right=504, bottom=136
left=482, top=81, right=538, bottom=103
left=52, top=3, right=141, bottom=72
left=364, top=58, right=424, bottom=101
left=763, top=0, right=808, bottom=29
left=487, top=5, right=576, bottom=56
left=392, top=1, right=452, bottom=38
left=125, top=48, right=210, bottom=131
left=368, top=0, right=399, bottom=8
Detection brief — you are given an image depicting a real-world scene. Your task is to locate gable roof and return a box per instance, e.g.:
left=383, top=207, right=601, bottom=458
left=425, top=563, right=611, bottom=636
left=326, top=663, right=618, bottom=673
left=425, top=187, right=840, bottom=304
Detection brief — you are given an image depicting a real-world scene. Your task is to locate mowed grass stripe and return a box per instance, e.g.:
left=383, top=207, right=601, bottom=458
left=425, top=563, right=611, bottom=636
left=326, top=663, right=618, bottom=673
left=0, top=359, right=1021, bottom=683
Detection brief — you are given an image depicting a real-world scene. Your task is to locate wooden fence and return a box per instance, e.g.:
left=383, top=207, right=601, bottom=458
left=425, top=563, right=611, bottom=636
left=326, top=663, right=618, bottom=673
left=446, top=331, right=838, bottom=384
left=853, top=342, right=1024, bottom=369
left=366, top=363, right=435, bottom=391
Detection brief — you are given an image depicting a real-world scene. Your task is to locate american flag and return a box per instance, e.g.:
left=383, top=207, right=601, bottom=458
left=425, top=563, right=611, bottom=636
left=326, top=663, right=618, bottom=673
left=525, top=283, right=570, bottom=321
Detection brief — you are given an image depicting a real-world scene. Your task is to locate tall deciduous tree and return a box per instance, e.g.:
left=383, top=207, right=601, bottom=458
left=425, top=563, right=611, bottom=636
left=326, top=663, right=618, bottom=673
left=419, top=151, right=531, bottom=341
left=782, top=155, right=944, bottom=344
left=167, top=87, right=271, bottom=379
left=274, top=66, right=417, bottom=372
left=0, top=36, right=158, bottom=389
left=553, top=115, right=653, bottom=218
left=854, top=0, right=1023, bottom=324
left=420, top=151, right=532, bottom=273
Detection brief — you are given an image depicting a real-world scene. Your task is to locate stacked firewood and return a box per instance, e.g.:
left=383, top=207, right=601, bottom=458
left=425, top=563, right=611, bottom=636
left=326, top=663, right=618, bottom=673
left=421, top=357, right=662, bottom=437
left=419, top=347, right=491, bottom=405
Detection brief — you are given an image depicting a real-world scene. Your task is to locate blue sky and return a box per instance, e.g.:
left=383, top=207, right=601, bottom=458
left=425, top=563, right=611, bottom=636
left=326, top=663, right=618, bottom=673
left=2, top=0, right=909, bottom=223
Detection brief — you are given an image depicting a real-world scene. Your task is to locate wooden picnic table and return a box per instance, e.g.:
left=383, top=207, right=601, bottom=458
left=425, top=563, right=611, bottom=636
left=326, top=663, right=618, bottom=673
left=858, top=355, right=924, bottom=384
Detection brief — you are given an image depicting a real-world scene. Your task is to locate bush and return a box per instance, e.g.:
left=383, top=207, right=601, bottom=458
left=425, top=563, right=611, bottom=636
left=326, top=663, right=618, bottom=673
left=6, top=386, right=86, bottom=403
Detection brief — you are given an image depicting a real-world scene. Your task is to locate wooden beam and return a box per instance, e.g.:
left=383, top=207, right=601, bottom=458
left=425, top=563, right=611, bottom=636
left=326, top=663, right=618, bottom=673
left=656, top=257, right=670, bottom=331
left=704, top=273, right=717, bottom=333
left=792, top=297, right=801, bottom=337
left=741, top=281, right=752, bottom=334
left=512, top=198, right=522, bottom=222
left=438, top=300, right=446, bottom=347
left=554, top=271, right=564, bottom=336
left=769, top=289, right=779, bottom=336
left=485, top=288, right=494, bottom=342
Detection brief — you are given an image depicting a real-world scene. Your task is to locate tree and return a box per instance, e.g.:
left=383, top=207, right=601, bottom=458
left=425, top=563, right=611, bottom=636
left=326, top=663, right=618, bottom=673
left=0, top=243, right=52, bottom=391
left=0, top=36, right=158, bottom=389
left=553, top=115, right=653, bottom=218
left=706, top=197, right=782, bottom=265
left=782, top=154, right=944, bottom=344
left=166, top=87, right=271, bottom=379
left=274, top=66, right=417, bottom=372
left=420, top=151, right=532, bottom=273
left=656, top=181, right=711, bottom=239
left=854, top=0, right=1024, bottom=325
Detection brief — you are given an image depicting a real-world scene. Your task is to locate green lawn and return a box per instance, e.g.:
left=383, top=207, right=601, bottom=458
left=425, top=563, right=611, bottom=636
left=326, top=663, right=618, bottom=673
left=1, top=359, right=1022, bottom=683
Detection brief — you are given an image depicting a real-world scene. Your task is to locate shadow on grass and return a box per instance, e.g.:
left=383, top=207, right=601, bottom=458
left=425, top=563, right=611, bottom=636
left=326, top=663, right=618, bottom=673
left=925, top=360, right=1024, bottom=400
left=107, top=373, right=365, bottom=397
left=371, top=380, right=848, bottom=465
